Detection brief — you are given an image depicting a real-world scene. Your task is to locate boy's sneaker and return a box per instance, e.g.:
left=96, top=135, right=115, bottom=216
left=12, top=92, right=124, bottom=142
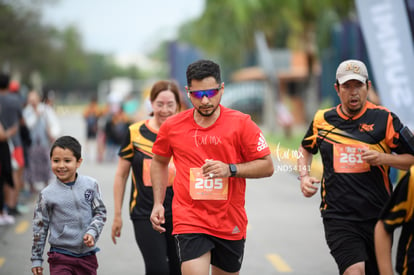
left=0, top=214, right=15, bottom=225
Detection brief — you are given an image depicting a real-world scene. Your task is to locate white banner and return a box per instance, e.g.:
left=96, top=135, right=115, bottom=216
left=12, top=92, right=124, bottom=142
left=355, top=0, right=414, bottom=130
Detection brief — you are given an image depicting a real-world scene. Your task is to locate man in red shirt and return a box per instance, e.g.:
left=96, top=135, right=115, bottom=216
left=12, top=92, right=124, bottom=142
left=150, top=59, right=274, bottom=274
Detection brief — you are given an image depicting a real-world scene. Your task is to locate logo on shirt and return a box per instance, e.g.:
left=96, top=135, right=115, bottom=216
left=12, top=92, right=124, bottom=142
left=232, top=226, right=240, bottom=234
left=359, top=123, right=374, bottom=132
left=84, top=189, right=94, bottom=202
left=257, top=133, right=269, bottom=152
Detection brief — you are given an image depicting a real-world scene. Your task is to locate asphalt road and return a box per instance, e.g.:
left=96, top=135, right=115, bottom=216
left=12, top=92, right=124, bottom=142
left=0, top=111, right=338, bottom=275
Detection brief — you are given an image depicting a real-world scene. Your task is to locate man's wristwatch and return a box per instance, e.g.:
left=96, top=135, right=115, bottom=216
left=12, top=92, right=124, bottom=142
left=229, top=164, right=237, bottom=177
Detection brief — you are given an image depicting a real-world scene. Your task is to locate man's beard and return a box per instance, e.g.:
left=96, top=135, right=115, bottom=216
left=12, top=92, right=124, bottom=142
left=196, top=105, right=218, bottom=117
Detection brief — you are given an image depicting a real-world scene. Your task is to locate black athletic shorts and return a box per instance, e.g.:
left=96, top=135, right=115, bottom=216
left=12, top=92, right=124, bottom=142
left=323, top=218, right=379, bottom=275
left=174, top=233, right=245, bottom=273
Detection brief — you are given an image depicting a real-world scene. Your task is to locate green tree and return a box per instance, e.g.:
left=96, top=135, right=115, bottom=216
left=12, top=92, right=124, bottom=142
left=0, top=0, right=145, bottom=98
left=178, top=0, right=264, bottom=72
left=0, top=1, right=56, bottom=79
left=177, top=0, right=355, bottom=74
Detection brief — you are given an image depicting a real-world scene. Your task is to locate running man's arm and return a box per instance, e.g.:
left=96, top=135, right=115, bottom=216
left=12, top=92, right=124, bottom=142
left=201, top=154, right=274, bottom=179
left=297, top=145, right=320, bottom=197
left=362, top=151, right=414, bottom=170
left=232, top=154, right=274, bottom=178
left=150, top=154, right=170, bottom=233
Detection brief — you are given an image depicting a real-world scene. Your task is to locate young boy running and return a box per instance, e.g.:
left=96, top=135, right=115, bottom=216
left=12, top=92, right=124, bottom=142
left=31, top=136, right=107, bottom=275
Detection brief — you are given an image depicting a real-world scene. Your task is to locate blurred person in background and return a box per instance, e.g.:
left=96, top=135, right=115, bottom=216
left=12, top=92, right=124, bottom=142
left=9, top=80, right=25, bottom=105
left=103, top=103, right=130, bottom=162
left=111, top=80, right=182, bottom=275
left=122, top=92, right=140, bottom=121
left=298, top=59, right=414, bottom=275
left=96, top=103, right=109, bottom=163
left=275, top=101, right=294, bottom=138
left=0, top=121, right=18, bottom=225
left=83, top=95, right=102, bottom=162
left=9, top=80, right=32, bottom=196
left=42, top=89, right=60, bottom=139
left=0, top=72, right=24, bottom=216
left=23, top=90, right=60, bottom=193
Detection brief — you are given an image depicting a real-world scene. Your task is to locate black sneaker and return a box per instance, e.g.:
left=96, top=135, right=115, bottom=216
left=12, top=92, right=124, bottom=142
left=7, top=207, right=21, bottom=216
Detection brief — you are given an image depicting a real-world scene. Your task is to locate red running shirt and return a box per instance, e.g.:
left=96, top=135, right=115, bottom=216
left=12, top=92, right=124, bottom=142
left=153, top=105, right=271, bottom=240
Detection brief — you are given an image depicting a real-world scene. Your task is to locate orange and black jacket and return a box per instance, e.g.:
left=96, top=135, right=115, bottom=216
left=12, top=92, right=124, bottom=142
left=301, top=101, right=408, bottom=221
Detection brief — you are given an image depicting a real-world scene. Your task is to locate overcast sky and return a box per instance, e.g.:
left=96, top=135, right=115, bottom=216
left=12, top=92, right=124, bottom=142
left=41, top=0, right=204, bottom=56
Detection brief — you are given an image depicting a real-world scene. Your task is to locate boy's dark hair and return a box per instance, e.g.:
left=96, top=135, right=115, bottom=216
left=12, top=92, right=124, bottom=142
left=186, top=59, right=221, bottom=86
left=0, top=73, right=10, bottom=90
left=50, top=136, right=82, bottom=160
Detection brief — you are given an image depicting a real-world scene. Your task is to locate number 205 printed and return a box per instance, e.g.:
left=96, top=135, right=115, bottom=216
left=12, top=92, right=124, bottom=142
left=194, top=178, right=223, bottom=189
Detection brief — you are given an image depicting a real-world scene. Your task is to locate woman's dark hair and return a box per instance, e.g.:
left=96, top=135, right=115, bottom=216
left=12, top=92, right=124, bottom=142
left=50, top=135, right=82, bottom=161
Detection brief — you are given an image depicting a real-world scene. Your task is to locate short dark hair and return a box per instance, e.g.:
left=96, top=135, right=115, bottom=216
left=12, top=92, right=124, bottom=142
left=0, top=73, right=10, bottom=90
left=149, top=80, right=182, bottom=116
left=50, top=136, right=82, bottom=160
left=336, top=79, right=369, bottom=89
left=186, top=59, right=221, bottom=86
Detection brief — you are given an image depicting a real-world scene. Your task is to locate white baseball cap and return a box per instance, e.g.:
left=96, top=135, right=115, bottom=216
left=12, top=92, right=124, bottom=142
left=336, top=59, right=368, bottom=84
